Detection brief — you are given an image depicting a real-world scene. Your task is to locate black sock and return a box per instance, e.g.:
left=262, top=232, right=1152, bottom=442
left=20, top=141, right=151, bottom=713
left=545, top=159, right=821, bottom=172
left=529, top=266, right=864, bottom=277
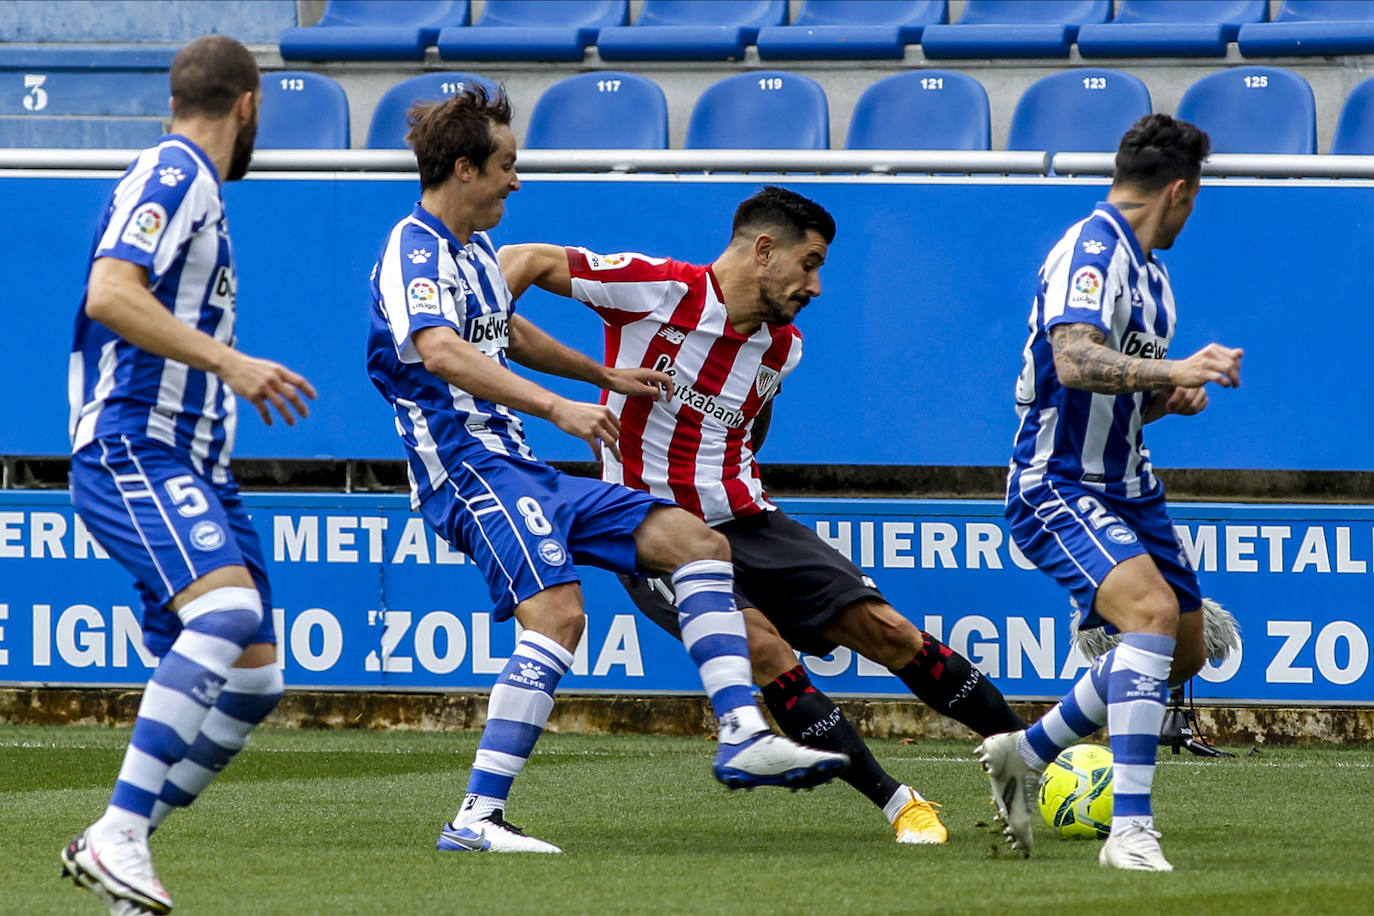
left=894, top=631, right=1026, bottom=736
left=761, top=664, right=902, bottom=811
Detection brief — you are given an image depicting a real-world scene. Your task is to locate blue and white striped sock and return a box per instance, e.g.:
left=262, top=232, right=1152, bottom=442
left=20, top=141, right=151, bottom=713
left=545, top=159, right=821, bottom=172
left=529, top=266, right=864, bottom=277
left=671, top=559, right=767, bottom=745
left=1107, top=632, right=1174, bottom=831
left=455, top=630, right=572, bottom=827
left=1019, top=652, right=1111, bottom=771
left=96, top=587, right=261, bottom=838
left=148, top=662, right=283, bottom=829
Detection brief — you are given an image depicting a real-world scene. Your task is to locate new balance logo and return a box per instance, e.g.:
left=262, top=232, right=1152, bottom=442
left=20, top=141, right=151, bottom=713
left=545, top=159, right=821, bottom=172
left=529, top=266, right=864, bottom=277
left=657, top=326, right=686, bottom=345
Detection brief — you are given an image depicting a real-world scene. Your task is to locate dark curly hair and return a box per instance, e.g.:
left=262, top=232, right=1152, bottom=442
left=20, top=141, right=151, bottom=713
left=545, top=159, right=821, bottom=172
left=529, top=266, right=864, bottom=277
left=1113, top=113, right=1211, bottom=192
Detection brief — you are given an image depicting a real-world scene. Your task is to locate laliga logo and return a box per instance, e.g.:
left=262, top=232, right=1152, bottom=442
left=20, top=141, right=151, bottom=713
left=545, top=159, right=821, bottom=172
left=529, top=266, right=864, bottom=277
left=134, top=206, right=162, bottom=234
left=1073, top=270, right=1101, bottom=295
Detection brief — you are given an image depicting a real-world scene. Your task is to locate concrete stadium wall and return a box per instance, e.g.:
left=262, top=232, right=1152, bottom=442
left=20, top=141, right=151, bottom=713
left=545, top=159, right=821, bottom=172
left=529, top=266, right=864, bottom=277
left=7, top=686, right=1373, bottom=747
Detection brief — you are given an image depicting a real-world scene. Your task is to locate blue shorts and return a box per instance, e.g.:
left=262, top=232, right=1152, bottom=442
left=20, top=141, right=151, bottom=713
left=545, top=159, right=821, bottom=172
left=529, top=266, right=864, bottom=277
left=70, top=436, right=274, bottom=656
left=1006, top=479, right=1202, bottom=629
left=420, top=451, right=672, bottom=621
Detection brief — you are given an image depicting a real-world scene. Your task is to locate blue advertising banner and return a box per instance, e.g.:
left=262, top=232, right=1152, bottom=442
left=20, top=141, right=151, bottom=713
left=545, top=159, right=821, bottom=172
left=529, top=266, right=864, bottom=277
left=2, top=172, right=1371, bottom=469
left=0, top=492, right=1369, bottom=704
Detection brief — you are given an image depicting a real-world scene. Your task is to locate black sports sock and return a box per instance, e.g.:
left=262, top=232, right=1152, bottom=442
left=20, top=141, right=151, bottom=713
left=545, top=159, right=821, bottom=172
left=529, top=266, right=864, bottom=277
left=761, top=664, right=901, bottom=811
left=894, top=631, right=1026, bottom=736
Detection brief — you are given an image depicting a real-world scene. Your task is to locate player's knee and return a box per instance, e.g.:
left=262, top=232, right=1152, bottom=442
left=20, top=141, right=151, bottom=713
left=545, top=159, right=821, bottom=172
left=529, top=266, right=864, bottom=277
left=1135, top=596, right=1180, bottom=636
left=1114, top=586, right=1179, bottom=637
left=665, top=520, right=730, bottom=567
left=179, top=586, right=264, bottom=649
left=635, top=508, right=730, bottom=573
left=518, top=584, right=587, bottom=650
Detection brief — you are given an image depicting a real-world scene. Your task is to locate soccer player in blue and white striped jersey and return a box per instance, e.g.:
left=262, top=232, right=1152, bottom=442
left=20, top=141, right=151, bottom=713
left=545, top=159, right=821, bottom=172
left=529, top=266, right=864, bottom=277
left=60, top=36, right=315, bottom=915
left=978, top=114, right=1243, bottom=871
left=366, top=87, right=847, bottom=855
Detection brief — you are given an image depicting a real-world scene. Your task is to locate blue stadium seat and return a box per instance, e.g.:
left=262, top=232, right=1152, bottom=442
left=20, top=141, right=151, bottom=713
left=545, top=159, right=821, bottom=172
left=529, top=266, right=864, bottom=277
left=0, top=0, right=296, bottom=43
left=525, top=72, right=667, bottom=149
left=1078, top=1, right=1267, bottom=58
left=280, top=0, right=470, bottom=61
left=756, top=1, right=947, bottom=60
left=597, top=1, right=787, bottom=61
left=1238, top=1, right=1374, bottom=57
left=685, top=71, right=828, bottom=149
left=259, top=72, right=350, bottom=149
left=0, top=115, right=162, bottom=148
left=365, top=72, right=498, bottom=149
left=437, top=1, right=627, bottom=62
left=845, top=71, right=989, bottom=150
left=1176, top=67, right=1315, bottom=154
left=920, top=1, right=1111, bottom=59
left=1332, top=77, right=1374, bottom=154
left=1007, top=69, right=1151, bottom=156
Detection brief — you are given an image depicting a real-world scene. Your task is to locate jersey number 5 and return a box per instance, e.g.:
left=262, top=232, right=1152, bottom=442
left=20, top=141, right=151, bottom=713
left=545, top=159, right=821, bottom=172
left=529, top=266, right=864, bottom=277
left=165, top=475, right=210, bottom=518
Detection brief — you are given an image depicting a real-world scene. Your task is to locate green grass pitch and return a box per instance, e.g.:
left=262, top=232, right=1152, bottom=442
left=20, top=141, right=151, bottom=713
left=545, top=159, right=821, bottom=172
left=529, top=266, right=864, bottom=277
left=2, top=725, right=1371, bottom=915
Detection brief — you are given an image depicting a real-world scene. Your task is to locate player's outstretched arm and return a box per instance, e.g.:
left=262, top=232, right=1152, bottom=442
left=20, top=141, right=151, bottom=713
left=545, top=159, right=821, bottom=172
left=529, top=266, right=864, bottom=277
left=507, top=315, right=672, bottom=400
left=414, top=325, right=623, bottom=460
left=1049, top=323, right=1242, bottom=395
left=498, top=243, right=572, bottom=301
left=86, top=257, right=316, bottom=425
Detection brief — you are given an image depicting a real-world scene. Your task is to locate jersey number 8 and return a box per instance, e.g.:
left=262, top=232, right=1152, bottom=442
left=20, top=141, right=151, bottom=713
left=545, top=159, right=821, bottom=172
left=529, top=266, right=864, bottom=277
left=517, top=497, right=552, bottom=535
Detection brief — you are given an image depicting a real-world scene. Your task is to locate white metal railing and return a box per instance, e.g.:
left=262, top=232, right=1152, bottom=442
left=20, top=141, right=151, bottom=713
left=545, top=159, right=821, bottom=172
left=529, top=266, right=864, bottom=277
left=0, top=148, right=1048, bottom=174
left=5, top=148, right=1374, bottom=178
left=1052, top=152, right=1374, bottom=179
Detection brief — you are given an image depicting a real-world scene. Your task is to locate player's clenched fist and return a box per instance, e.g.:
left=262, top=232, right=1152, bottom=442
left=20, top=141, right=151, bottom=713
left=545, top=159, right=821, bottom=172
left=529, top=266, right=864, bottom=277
left=1173, top=342, right=1243, bottom=389
left=549, top=399, right=623, bottom=461
left=1161, top=385, right=1208, bottom=416
left=220, top=352, right=317, bottom=426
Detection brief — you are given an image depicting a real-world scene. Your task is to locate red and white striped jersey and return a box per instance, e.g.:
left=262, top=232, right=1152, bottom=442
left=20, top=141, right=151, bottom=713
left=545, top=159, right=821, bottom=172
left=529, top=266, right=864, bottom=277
left=567, top=247, right=803, bottom=526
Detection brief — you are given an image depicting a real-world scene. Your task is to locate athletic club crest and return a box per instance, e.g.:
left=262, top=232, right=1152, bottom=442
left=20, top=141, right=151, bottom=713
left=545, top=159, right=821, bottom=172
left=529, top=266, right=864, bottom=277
left=754, top=365, right=780, bottom=398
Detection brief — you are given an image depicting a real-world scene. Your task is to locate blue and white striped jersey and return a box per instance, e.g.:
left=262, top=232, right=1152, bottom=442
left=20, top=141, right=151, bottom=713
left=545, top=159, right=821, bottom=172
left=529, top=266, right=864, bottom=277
left=366, top=205, right=537, bottom=507
left=69, top=135, right=238, bottom=484
left=1009, top=202, right=1179, bottom=501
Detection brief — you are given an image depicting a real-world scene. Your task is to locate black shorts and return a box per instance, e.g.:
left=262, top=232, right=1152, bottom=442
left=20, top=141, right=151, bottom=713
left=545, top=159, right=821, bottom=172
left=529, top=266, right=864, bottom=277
left=620, top=508, right=885, bottom=656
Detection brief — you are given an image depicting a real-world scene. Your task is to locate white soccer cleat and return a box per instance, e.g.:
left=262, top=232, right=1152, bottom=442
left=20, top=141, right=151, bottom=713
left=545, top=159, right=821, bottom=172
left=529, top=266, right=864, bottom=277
left=60, top=827, right=172, bottom=914
left=1099, top=823, right=1174, bottom=872
left=436, top=814, right=562, bottom=854
left=712, top=733, right=848, bottom=790
left=976, top=731, right=1038, bottom=853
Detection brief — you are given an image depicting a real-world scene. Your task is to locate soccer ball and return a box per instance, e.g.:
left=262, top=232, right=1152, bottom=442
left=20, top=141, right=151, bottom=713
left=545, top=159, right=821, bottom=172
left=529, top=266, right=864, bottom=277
left=1037, top=744, right=1113, bottom=839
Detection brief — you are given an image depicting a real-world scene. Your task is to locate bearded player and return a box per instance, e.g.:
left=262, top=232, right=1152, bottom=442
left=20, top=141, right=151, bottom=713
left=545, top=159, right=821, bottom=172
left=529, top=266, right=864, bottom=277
left=500, top=185, right=1026, bottom=845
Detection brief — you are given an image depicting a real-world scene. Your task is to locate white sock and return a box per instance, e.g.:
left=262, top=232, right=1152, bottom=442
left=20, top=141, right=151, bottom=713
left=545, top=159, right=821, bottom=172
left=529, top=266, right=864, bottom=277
left=882, top=785, right=925, bottom=824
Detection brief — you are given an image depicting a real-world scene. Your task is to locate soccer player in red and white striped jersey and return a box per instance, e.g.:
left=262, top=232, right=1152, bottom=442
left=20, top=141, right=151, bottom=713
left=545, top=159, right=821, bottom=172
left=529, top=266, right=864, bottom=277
left=502, top=186, right=1026, bottom=845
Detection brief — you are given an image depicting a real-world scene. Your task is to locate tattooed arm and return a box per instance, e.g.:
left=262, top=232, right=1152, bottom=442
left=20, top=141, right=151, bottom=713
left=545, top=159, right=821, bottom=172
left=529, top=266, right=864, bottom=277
left=1049, top=323, right=1244, bottom=395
